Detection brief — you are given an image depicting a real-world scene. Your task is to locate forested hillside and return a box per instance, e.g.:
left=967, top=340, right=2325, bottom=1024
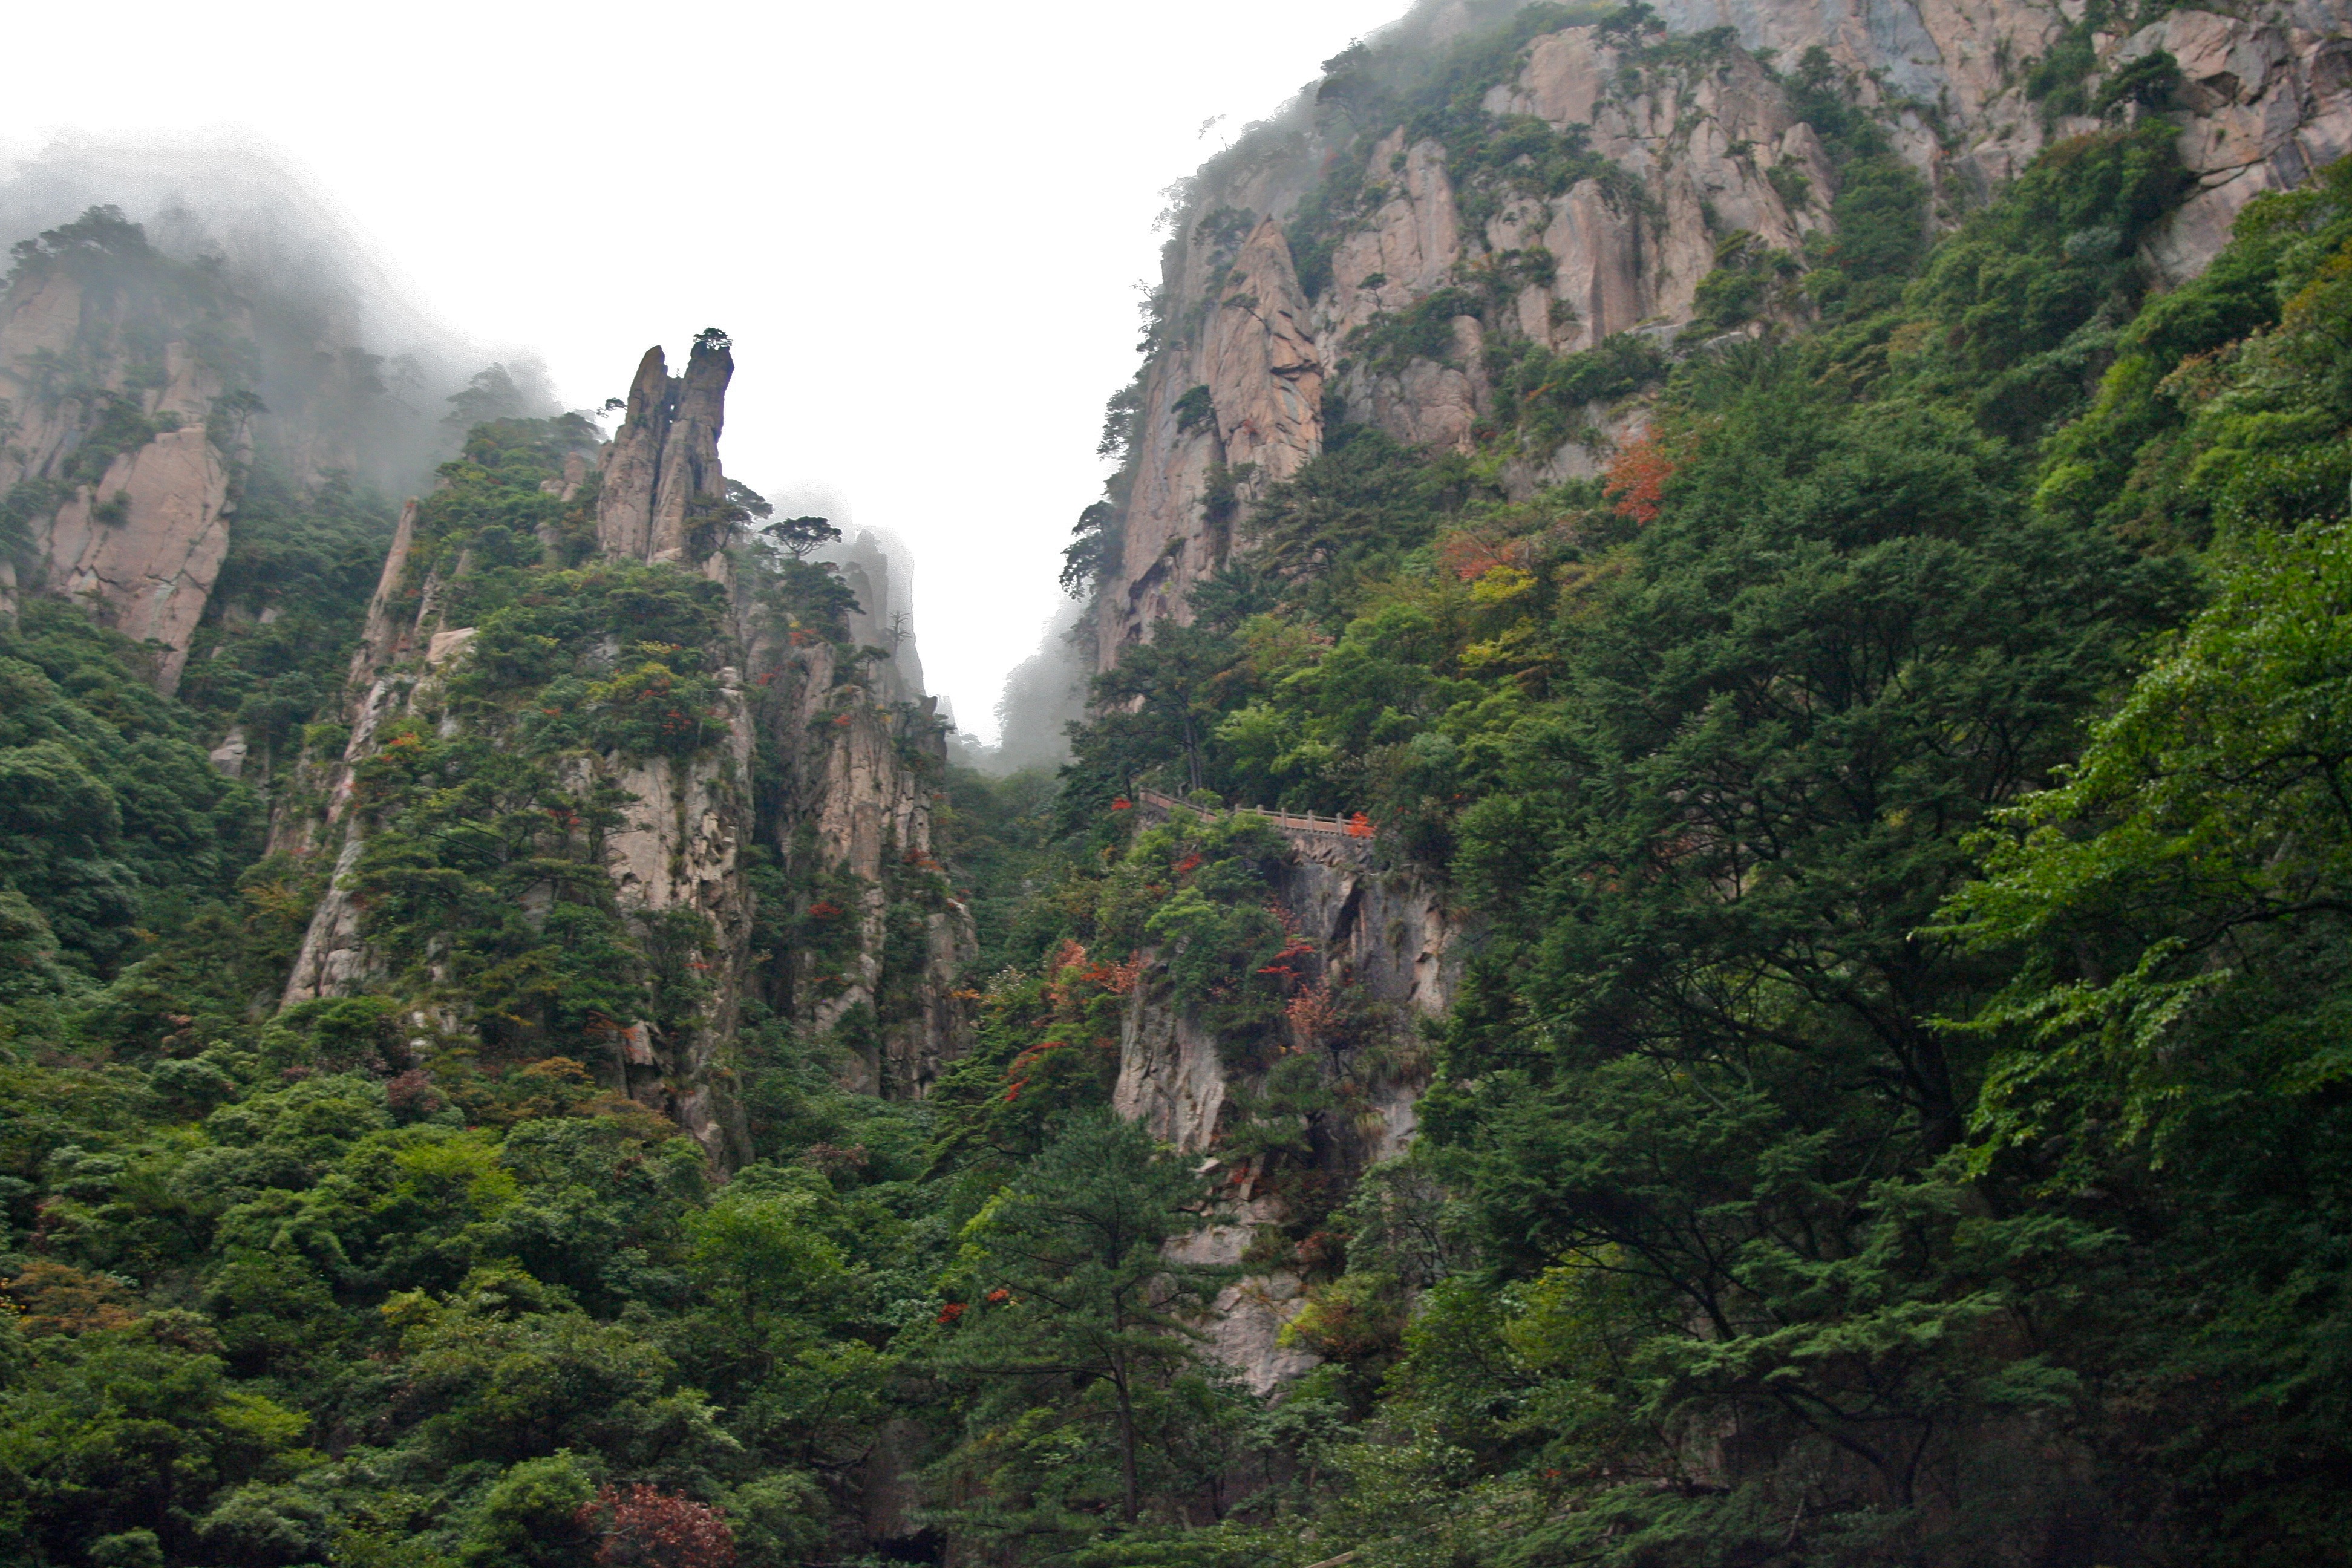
left=8, top=1, right=2352, bottom=1564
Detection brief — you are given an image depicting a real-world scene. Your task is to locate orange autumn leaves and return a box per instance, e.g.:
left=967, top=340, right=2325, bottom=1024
left=1603, top=433, right=1677, bottom=524
left=997, top=939, right=1140, bottom=1105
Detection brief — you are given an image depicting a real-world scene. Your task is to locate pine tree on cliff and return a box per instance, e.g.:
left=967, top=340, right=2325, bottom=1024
left=930, top=1112, right=1233, bottom=1532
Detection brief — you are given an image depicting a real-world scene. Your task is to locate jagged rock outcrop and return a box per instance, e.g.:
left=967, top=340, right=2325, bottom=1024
left=1114, top=805, right=1457, bottom=1390
left=1205, top=220, right=1328, bottom=485
left=2125, top=5, right=2352, bottom=272
left=1481, top=44, right=1820, bottom=333
left=1108, top=217, right=1330, bottom=645
left=0, top=207, right=454, bottom=693
left=1091, top=0, right=2352, bottom=668
left=279, top=339, right=975, bottom=1161
left=596, top=338, right=734, bottom=569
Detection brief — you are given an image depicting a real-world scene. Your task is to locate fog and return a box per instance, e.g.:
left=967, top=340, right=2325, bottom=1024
left=952, top=595, right=1091, bottom=776
left=0, top=139, right=536, bottom=492
left=1, top=0, right=1412, bottom=747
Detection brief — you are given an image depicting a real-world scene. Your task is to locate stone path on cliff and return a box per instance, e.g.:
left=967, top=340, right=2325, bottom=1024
left=1129, top=786, right=1377, bottom=861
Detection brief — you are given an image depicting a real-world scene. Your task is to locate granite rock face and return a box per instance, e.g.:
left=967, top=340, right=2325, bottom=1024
left=0, top=215, right=439, bottom=693
left=1091, top=0, right=2352, bottom=668
left=279, top=340, right=975, bottom=1161
left=762, top=636, right=975, bottom=1099
left=38, top=420, right=235, bottom=695
left=597, top=338, right=734, bottom=569
left=1111, top=815, right=1457, bottom=1391
left=0, top=266, right=242, bottom=693
left=1083, top=0, right=2352, bottom=1393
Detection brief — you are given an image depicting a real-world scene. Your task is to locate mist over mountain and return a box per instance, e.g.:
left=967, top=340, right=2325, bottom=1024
left=955, top=594, right=1089, bottom=775
left=0, top=137, right=547, bottom=491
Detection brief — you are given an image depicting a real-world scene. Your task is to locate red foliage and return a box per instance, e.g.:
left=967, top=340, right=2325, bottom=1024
left=1075, top=955, right=1138, bottom=995
left=1002, top=1040, right=1067, bottom=1102
left=575, top=1484, right=735, bottom=1568
left=1603, top=435, right=1676, bottom=524
left=384, top=1070, right=444, bottom=1119
left=1110, top=797, right=1133, bottom=811
left=1345, top=812, right=1374, bottom=838
left=1041, top=938, right=1091, bottom=1007
left=1287, top=982, right=1342, bottom=1044
left=985, top=1287, right=1012, bottom=1304
left=807, top=901, right=843, bottom=920
left=1434, top=529, right=1532, bottom=582
left=1258, top=935, right=1317, bottom=987
left=1173, top=852, right=1204, bottom=876
left=938, top=1301, right=967, bottom=1325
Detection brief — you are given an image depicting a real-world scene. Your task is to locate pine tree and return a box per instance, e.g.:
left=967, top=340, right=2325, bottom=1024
left=932, top=1111, right=1234, bottom=1532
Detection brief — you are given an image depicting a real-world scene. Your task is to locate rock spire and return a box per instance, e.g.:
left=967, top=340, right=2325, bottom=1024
left=596, top=336, right=734, bottom=564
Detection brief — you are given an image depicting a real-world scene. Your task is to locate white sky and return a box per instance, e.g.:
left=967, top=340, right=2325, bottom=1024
left=3, top=0, right=1411, bottom=743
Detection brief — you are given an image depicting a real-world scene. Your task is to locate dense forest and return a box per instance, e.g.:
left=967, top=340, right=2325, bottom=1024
left=9, top=2, right=2352, bottom=1564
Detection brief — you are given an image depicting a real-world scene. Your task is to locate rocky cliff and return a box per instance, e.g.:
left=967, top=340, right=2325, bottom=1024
left=276, top=337, right=973, bottom=1161
left=757, top=632, right=974, bottom=1098
left=1073, top=0, right=2352, bottom=1391
left=0, top=213, right=248, bottom=693
left=1105, top=799, right=1454, bottom=1390
left=0, top=205, right=463, bottom=696
left=1090, top=0, right=2352, bottom=665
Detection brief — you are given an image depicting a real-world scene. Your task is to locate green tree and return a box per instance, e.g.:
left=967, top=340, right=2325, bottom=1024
left=684, top=1175, right=843, bottom=1347
left=0, top=1316, right=315, bottom=1564
left=933, top=1112, right=1234, bottom=1534
left=458, top=1451, right=598, bottom=1567
left=759, top=514, right=840, bottom=560
left=1933, top=516, right=2352, bottom=1554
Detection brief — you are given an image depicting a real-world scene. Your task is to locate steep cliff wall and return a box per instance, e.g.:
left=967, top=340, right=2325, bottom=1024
left=276, top=339, right=974, bottom=1160
left=0, top=215, right=249, bottom=691
left=1090, top=0, right=2352, bottom=666
left=757, top=634, right=974, bottom=1098
left=1106, top=801, right=1455, bottom=1390
left=0, top=206, right=462, bottom=695
left=1072, top=0, right=2352, bottom=1393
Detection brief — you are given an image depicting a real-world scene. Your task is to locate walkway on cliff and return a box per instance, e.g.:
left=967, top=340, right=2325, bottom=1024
left=1128, top=787, right=1376, bottom=861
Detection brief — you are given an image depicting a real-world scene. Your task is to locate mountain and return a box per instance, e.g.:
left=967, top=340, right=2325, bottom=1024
left=1080, top=0, right=2352, bottom=661
left=272, top=333, right=973, bottom=1157
left=9, top=2, right=2352, bottom=1563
